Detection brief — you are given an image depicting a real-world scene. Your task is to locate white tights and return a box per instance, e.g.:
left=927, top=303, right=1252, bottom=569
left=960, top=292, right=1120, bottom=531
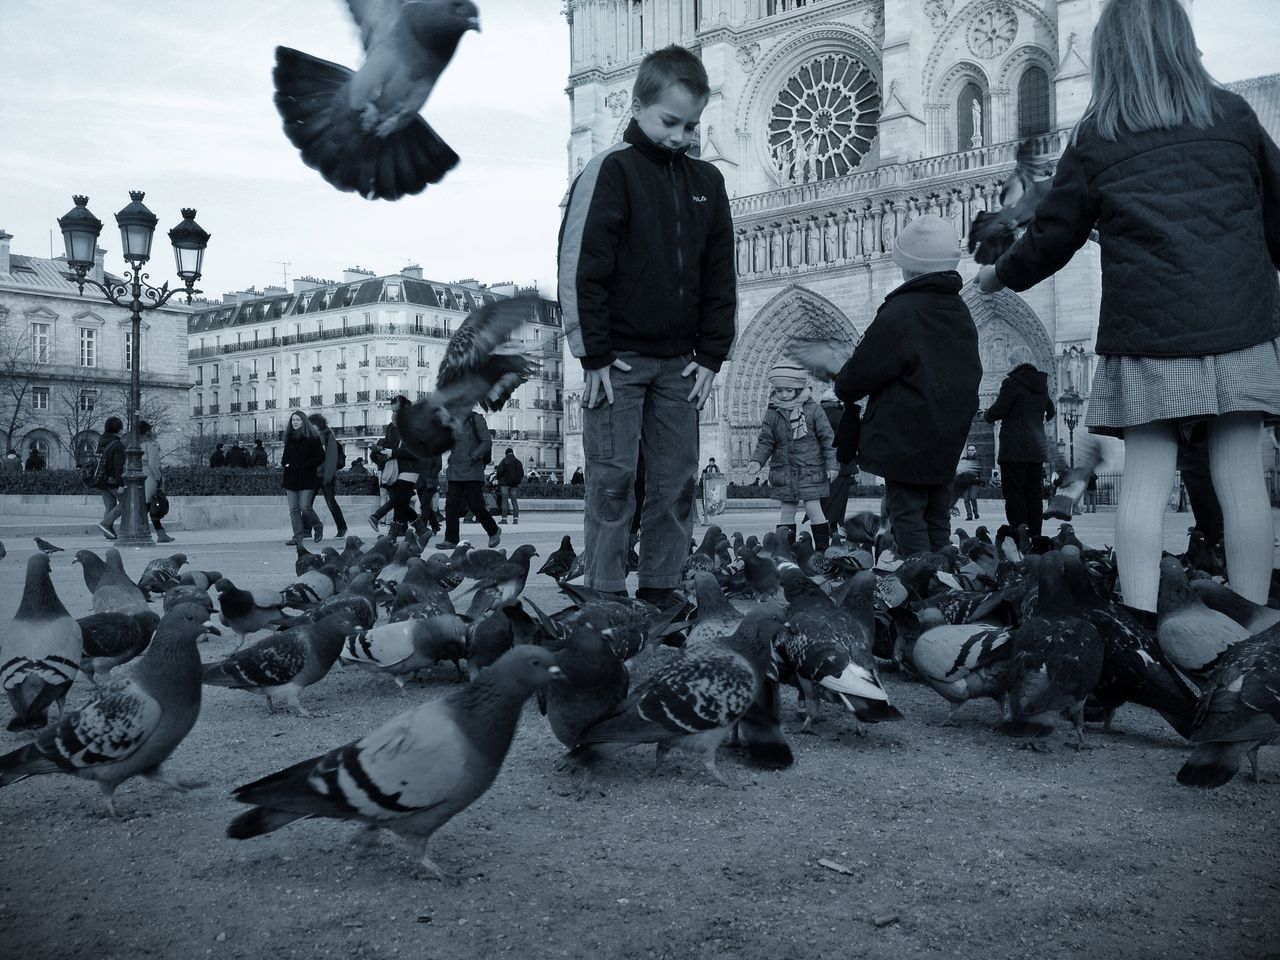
left=1117, top=414, right=1274, bottom=610
left=779, top=500, right=826, bottom=526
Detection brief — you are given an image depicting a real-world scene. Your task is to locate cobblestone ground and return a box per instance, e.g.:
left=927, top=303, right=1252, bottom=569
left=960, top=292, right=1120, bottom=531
left=0, top=500, right=1277, bottom=960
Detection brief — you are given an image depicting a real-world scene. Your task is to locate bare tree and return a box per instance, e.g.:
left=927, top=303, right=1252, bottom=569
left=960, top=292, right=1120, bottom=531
left=51, top=384, right=122, bottom=466
left=0, top=319, right=38, bottom=452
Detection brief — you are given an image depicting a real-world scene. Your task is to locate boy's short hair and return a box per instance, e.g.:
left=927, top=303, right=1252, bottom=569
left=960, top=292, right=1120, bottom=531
left=633, top=45, right=709, bottom=106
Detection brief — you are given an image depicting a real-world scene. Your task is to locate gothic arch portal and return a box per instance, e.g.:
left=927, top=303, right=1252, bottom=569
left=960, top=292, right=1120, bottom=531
left=963, top=285, right=1056, bottom=400
left=725, top=286, right=857, bottom=468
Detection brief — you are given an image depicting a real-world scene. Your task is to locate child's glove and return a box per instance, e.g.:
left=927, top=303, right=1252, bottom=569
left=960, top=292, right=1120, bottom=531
left=976, top=265, right=1005, bottom=294
left=746, top=461, right=762, bottom=476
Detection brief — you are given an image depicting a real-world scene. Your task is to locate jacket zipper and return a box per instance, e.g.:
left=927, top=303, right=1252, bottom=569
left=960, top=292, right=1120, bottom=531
left=668, top=162, right=684, bottom=332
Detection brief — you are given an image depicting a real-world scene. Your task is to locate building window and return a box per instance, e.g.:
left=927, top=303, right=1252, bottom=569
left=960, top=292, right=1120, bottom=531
left=30, top=322, right=51, bottom=364
left=79, top=327, right=97, bottom=367
left=417, top=345, right=428, bottom=366
left=1017, top=66, right=1051, bottom=138
left=957, top=82, right=984, bottom=150
left=124, top=330, right=134, bottom=370
left=79, top=388, right=97, bottom=412
left=32, top=386, right=49, bottom=410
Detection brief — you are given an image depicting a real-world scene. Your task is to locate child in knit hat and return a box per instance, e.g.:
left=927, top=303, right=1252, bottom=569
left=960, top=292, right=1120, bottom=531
left=747, top=359, right=837, bottom=549
left=825, top=215, right=982, bottom=556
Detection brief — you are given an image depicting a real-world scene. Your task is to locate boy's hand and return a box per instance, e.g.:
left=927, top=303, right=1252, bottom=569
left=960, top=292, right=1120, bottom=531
left=976, top=265, right=1004, bottom=294
left=583, top=358, right=633, bottom=408
left=682, top=361, right=717, bottom=410
left=746, top=461, right=762, bottom=476
left=828, top=467, right=839, bottom=481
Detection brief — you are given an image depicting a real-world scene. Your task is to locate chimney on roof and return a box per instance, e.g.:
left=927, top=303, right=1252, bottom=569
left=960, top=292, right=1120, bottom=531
left=400, top=263, right=423, bottom=279
left=0, top=230, right=11, bottom=275
left=343, top=266, right=375, bottom=283
left=454, top=278, right=481, bottom=289
left=92, top=245, right=106, bottom=284
left=222, top=292, right=241, bottom=305
left=487, top=282, right=518, bottom=297
left=292, top=277, right=320, bottom=293
left=263, top=284, right=286, bottom=296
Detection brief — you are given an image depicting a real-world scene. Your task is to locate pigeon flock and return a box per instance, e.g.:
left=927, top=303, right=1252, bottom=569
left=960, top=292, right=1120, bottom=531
left=1, top=508, right=1278, bottom=879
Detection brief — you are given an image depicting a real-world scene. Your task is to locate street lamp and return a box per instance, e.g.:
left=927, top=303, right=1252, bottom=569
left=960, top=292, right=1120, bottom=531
left=57, top=192, right=209, bottom=547
left=1058, top=386, right=1083, bottom=468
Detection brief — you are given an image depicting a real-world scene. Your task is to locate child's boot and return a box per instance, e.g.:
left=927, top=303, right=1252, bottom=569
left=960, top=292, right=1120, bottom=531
left=812, top=522, right=830, bottom=552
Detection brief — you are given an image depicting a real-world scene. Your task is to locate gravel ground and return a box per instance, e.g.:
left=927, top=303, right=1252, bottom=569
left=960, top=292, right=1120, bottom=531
left=1, top=507, right=1278, bottom=960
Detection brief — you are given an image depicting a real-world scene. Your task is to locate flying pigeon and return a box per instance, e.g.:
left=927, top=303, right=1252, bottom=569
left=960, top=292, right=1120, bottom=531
left=0, top=603, right=212, bottom=818
left=2, top=554, right=83, bottom=730
left=273, top=0, right=481, bottom=200
left=967, top=138, right=1055, bottom=265
left=393, top=296, right=540, bottom=459
left=226, top=645, right=561, bottom=879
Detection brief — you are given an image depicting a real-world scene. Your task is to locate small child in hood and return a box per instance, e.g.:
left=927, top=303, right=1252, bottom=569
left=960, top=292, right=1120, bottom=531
left=747, top=360, right=837, bottom=549
left=832, top=215, right=982, bottom=556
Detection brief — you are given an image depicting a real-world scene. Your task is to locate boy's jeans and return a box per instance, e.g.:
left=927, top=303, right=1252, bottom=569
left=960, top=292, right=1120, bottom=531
left=582, top=352, right=699, bottom=593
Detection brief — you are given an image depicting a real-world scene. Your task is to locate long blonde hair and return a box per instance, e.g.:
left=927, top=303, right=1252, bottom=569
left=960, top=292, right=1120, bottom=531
left=1073, top=0, right=1221, bottom=144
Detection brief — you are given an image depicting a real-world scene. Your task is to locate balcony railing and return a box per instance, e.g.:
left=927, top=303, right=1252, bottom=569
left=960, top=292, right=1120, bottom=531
left=266, top=368, right=277, bottom=378
left=332, top=425, right=369, bottom=438
left=376, top=355, right=408, bottom=368
left=246, top=401, right=259, bottom=411
left=336, top=361, right=347, bottom=370
left=312, top=365, right=323, bottom=373
left=230, top=402, right=242, bottom=413
left=374, top=389, right=394, bottom=401
left=290, top=367, right=301, bottom=375
left=416, top=390, right=428, bottom=400
left=264, top=399, right=277, bottom=410
left=356, top=390, right=370, bottom=402
left=247, top=372, right=259, bottom=381
left=310, top=394, right=323, bottom=406
left=193, top=406, right=203, bottom=416
left=358, top=359, right=370, bottom=367
left=230, top=374, right=241, bottom=382
left=288, top=397, right=301, bottom=408
left=334, top=392, right=347, bottom=404
left=532, top=398, right=556, bottom=410
left=187, top=320, right=463, bottom=360
left=207, top=404, right=219, bottom=414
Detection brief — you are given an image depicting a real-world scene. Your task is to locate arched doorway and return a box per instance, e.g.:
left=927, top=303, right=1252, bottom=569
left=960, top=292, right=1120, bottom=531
left=961, top=286, right=1056, bottom=468
left=22, top=429, right=61, bottom=470
left=73, top=430, right=101, bottom=468
left=725, top=286, right=858, bottom=475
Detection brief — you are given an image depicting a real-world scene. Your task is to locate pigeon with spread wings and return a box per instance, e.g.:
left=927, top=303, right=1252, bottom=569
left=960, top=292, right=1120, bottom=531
left=273, top=0, right=480, bottom=200
left=394, top=295, right=539, bottom=459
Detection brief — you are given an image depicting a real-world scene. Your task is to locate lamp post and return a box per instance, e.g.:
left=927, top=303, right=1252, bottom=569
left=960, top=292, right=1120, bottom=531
left=57, top=193, right=209, bottom=547
left=1058, top=386, right=1083, bottom=468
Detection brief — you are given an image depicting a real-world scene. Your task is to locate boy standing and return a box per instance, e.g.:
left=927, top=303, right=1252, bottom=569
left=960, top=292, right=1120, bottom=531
left=558, top=45, right=736, bottom=606
left=831, top=216, right=981, bottom=556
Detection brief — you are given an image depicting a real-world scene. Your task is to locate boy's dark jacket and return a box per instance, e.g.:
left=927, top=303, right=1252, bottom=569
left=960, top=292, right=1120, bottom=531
left=996, top=87, right=1280, bottom=357
left=558, top=119, right=736, bottom=372
left=985, top=363, right=1054, bottom=463
left=834, top=271, right=981, bottom=485
left=495, top=452, right=524, bottom=487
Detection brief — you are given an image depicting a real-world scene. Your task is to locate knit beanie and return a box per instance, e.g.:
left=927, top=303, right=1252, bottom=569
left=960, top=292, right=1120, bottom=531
left=892, top=215, right=960, bottom=274
left=768, top=359, right=809, bottom=390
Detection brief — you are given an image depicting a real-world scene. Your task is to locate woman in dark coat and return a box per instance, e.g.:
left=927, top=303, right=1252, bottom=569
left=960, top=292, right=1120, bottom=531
left=95, top=416, right=127, bottom=540
left=985, top=363, right=1054, bottom=537
left=372, top=395, right=424, bottom=541
left=281, top=410, right=325, bottom=545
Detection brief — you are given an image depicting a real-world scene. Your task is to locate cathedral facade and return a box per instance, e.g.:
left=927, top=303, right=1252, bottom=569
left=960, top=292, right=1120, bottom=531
left=558, top=0, right=1267, bottom=480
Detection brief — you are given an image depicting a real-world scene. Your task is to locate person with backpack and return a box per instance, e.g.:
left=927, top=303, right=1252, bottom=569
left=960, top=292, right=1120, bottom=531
left=440, top=410, right=500, bottom=549
left=308, top=413, right=347, bottom=539
left=494, top=447, right=524, bottom=525
left=93, top=416, right=127, bottom=540
left=138, top=420, right=174, bottom=543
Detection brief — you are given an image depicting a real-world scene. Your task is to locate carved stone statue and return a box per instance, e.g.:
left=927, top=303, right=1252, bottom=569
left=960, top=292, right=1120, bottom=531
left=970, top=98, right=984, bottom=148
left=772, top=142, right=795, bottom=185
left=770, top=227, right=784, bottom=270
left=806, top=218, right=821, bottom=265
left=801, top=136, right=819, bottom=183
left=825, top=215, right=840, bottom=262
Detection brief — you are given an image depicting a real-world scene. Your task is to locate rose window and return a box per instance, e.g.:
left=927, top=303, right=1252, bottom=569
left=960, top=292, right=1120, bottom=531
left=768, top=54, right=880, bottom=183
left=967, top=4, right=1018, bottom=59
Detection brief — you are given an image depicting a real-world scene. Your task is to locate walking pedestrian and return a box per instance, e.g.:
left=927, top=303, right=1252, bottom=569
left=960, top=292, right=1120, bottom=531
left=494, top=446, right=524, bottom=524
left=414, top=454, right=443, bottom=539
left=559, top=45, right=735, bottom=606
left=371, top=396, right=423, bottom=541
left=308, top=413, right=347, bottom=538
left=979, top=0, right=1280, bottom=610
left=953, top=443, right=985, bottom=521
left=746, top=361, right=837, bottom=549
left=1, top=449, right=20, bottom=475
left=440, top=410, right=501, bottom=549
left=138, top=420, right=174, bottom=543
left=281, top=410, right=324, bottom=546
left=94, top=416, right=127, bottom=540
left=570, top=466, right=584, bottom=486
left=985, top=364, right=1054, bottom=538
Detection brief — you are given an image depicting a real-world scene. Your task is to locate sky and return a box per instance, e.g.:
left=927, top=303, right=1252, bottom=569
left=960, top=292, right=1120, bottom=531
left=0, top=0, right=1276, bottom=300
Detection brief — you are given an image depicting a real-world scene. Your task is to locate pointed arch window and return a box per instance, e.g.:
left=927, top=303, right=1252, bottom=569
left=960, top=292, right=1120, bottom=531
left=1017, top=66, right=1051, bottom=137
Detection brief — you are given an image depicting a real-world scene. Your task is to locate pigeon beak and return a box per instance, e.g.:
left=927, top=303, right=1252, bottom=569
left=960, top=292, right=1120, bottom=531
left=548, top=665, right=565, bottom=681
left=467, top=16, right=481, bottom=31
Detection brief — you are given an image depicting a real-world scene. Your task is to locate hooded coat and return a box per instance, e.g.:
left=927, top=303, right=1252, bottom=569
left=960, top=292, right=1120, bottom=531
left=985, top=364, right=1055, bottom=463
left=750, top=399, right=837, bottom=502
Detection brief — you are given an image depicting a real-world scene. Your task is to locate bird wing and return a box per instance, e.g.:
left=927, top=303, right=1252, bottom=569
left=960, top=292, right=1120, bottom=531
left=32, top=677, right=162, bottom=772
left=344, top=0, right=405, bottom=52
left=341, top=622, right=416, bottom=669
left=434, top=296, right=540, bottom=415
left=204, top=631, right=308, bottom=689
left=785, top=338, right=854, bottom=382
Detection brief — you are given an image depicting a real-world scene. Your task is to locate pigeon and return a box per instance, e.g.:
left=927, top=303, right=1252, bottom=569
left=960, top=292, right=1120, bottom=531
left=138, top=553, right=189, bottom=597
left=272, top=0, right=480, bottom=200
left=741, top=549, right=783, bottom=603
left=685, top=571, right=745, bottom=646
left=163, top=585, right=217, bottom=616
left=732, top=674, right=794, bottom=769
left=394, top=296, right=540, bottom=459
left=338, top=535, right=366, bottom=569
left=33, top=537, right=63, bottom=556
left=1189, top=580, right=1280, bottom=635
left=967, top=138, right=1055, bottom=264
left=1059, top=551, right=1198, bottom=737
left=565, top=606, right=787, bottom=784
left=465, top=602, right=537, bottom=679
left=0, top=540, right=5, bottom=559
left=541, top=612, right=630, bottom=751
left=226, top=646, right=561, bottom=879
left=1184, top=528, right=1224, bottom=577
left=0, top=603, right=212, bottom=818
left=681, top=526, right=725, bottom=579
left=391, top=557, right=456, bottom=615
left=374, top=541, right=418, bottom=591
left=295, top=543, right=325, bottom=577
left=905, top=605, right=1010, bottom=715
left=2, top=554, right=83, bottom=730
left=73, top=549, right=108, bottom=593
left=303, top=573, right=379, bottom=631
left=282, top=566, right=338, bottom=609
left=453, top=544, right=538, bottom=608
left=214, top=578, right=295, bottom=648
left=780, top=568, right=901, bottom=730
left=78, top=609, right=161, bottom=684
left=203, top=613, right=359, bottom=717
left=1157, top=557, right=1251, bottom=682
left=340, top=615, right=468, bottom=689
left=996, top=553, right=1104, bottom=749
left=91, top=550, right=149, bottom=616
left=1177, top=628, right=1280, bottom=788
left=538, top=536, right=577, bottom=582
